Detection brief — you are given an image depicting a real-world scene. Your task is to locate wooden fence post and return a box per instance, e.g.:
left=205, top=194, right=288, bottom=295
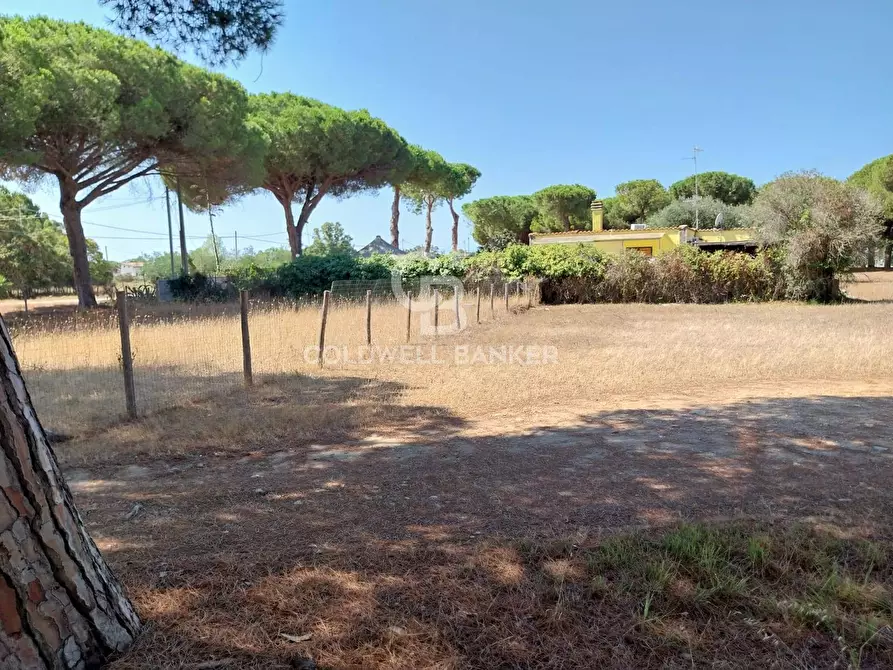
left=454, top=288, right=461, bottom=331
left=504, top=282, right=510, bottom=311
left=490, top=282, right=495, bottom=318
left=516, top=281, right=522, bottom=305
left=526, top=280, right=532, bottom=309
left=115, top=290, right=137, bottom=418
left=240, top=290, right=253, bottom=386
left=475, top=286, right=481, bottom=324
left=406, top=294, right=412, bottom=343
left=317, top=290, right=330, bottom=367
left=365, top=289, right=372, bottom=346
left=433, top=289, right=439, bottom=336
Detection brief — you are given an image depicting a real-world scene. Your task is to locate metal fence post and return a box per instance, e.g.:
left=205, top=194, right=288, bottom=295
left=240, top=290, right=253, bottom=386
left=365, top=289, right=372, bottom=346
left=526, top=280, right=532, bottom=309
left=406, top=294, right=412, bottom=343
left=490, top=282, right=495, bottom=318
left=504, top=282, right=510, bottom=311
left=433, top=289, right=439, bottom=336
left=115, top=290, right=137, bottom=418
left=475, top=286, right=481, bottom=324
left=317, top=290, right=330, bottom=367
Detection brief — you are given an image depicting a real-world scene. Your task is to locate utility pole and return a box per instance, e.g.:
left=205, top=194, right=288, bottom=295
left=165, top=186, right=175, bottom=276
left=175, top=177, right=188, bottom=275
left=234, top=231, right=239, bottom=259
left=683, top=146, right=703, bottom=230
left=207, top=196, right=220, bottom=273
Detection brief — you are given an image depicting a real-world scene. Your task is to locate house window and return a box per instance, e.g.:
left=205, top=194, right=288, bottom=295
left=629, top=246, right=653, bottom=256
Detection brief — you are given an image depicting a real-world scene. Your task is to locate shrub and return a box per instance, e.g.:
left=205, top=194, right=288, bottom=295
left=752, top=172, right=884, bottom=301
left=536, top=246, right=786, bottom=304
left=168, top=273, right=236, bottom=302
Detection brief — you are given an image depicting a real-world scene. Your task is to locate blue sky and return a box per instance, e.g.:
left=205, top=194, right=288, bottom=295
left=2, top=0, right=892, bottom=260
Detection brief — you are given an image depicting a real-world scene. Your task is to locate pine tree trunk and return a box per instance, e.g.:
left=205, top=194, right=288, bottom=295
left=0, top=317, right=140, bottom=668
left=390, top=187, right=401, bottom=249
left=424, top=199, right=434, bottom=255
left=281, top=199, right=300, bottom=259
left=561, top=212, right=570, bottom=232
left=885, top=241, right=892, bottom=270
left=58, top=181, right=96, bottom=309
left=448, top=198, right=459, bottom=252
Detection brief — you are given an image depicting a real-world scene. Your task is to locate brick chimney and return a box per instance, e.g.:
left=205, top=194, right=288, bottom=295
left=590, top=200, right=605, bottom=232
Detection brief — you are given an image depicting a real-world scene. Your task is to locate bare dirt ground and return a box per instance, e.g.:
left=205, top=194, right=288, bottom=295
left=39, top=304, right=893, bottom=668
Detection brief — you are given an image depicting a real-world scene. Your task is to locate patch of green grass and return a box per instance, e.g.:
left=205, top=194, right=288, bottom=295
left=525, top=521, right=893, bottom=666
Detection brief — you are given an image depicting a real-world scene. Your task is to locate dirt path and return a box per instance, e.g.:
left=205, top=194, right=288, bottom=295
left=70, top=390, right=893, bottom=553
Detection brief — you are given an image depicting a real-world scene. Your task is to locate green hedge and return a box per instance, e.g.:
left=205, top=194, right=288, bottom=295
left=196, top=244, right=787, bottom=304
left=465, top=244, right=787, bottom=304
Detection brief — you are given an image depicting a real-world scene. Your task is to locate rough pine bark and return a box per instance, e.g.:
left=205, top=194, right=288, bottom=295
left=58, top=179, right=97, bottom=309
left=448, top=197, right=460, bottom=252
left=0, top=317, right=140, bottom=668
left=280, top=199, right=300, bottom=259
left=424, top=198, right=434, bottom=254
left=390, top=186, right=401, bottom=249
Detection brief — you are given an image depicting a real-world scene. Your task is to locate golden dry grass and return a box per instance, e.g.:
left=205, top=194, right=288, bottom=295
left=11, top=297, right=893, bottom=440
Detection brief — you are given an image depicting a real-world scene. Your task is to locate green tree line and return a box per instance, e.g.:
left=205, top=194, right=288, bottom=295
left=0, top=16, right=481, bottom=307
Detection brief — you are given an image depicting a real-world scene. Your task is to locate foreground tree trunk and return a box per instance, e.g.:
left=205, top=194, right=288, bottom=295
left=58, top=181, right=97, bottom=309
left=424, top=199, right=434, bottom=255
left=885, top=241, right=892, bottom=270
left=279, top=199, right=300, bottom=259
left=390, top=186, right=401, bottom=249
left=0, top=318, right=140, bottom=667
left=447, top=197, right=460, bottom=252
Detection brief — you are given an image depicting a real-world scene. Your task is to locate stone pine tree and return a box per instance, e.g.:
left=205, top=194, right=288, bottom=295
left=100, top=0, right=284, bottom=65
left=442, top=163, right=482, bottom=252
left=388, top=144, right=426, bottom=250
left=248, top=93, right=410, bottom=257
left=0, top=17, right=258, bottom=307
left=669, top=171, right=757, bottom=206
left=463, top=195, right=539, bottom=249
left=400, top=150, right=452, bottom=255
left=532, top=185, right=596, bottom=232
left=0, top=317, right=141, bottom=667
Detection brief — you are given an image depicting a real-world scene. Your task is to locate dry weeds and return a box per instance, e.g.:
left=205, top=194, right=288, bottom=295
left=11, top=299, right=893, bottom=439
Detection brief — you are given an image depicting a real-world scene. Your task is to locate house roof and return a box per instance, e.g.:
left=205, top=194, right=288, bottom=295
left=358, top=235, right=405, bottom=257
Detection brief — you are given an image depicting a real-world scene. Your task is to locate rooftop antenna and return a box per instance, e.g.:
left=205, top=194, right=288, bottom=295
left=682, top=146, right=703, bottom=230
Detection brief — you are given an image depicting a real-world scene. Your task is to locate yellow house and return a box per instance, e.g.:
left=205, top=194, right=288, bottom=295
left=528, top=200, right=757, bottom=255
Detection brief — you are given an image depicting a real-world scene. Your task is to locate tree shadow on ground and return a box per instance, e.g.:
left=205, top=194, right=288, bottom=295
left=63, top=393, right=893, bottom=669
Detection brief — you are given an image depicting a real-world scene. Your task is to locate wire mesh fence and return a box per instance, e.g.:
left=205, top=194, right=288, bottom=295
left=9, top=278, right=539, bottom=436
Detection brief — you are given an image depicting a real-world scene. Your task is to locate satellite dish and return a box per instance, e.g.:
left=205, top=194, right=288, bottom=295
left=714, top=212, right=725, bottom=229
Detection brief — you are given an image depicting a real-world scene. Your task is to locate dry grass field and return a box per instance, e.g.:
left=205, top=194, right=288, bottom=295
left=9, top=299, right=893, bottom=668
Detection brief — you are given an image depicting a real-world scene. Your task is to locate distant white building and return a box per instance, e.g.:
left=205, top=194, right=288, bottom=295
left=115, top=261, right=145, bottom=278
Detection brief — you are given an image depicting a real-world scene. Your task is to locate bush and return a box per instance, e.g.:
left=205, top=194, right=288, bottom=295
left=222, top=243, right=787, bottom=305
left=168, top=273, right=236, bottom=302
left=534, top=246, right=786, bottom=304
left=646, top=196, right=753, bottom=230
